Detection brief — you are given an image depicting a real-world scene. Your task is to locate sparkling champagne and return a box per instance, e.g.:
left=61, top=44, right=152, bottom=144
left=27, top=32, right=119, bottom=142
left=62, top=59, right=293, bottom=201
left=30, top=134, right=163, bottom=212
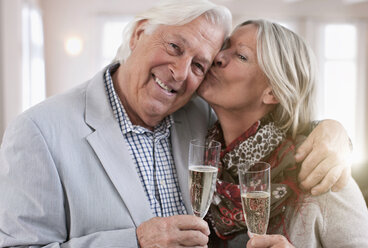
left=189, top=165, right=218, bottom=218
left=241, top=191, right=270, bottom=235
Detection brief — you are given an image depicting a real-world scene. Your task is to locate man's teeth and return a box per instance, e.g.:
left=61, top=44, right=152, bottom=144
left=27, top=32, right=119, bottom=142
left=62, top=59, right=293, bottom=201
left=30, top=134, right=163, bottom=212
left=155, top=77, right=173, bottom=93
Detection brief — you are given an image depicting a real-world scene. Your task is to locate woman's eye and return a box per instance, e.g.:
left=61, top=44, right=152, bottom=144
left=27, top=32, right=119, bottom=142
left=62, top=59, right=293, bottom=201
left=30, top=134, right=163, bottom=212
left=238, top=54, right=247, bottom=61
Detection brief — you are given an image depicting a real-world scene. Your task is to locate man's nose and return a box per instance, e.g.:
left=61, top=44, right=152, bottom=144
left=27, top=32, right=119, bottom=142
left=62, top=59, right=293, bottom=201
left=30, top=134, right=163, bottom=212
left=213, top=51, right=227, bottom=67
left=170, top=57, right=191, bottom=82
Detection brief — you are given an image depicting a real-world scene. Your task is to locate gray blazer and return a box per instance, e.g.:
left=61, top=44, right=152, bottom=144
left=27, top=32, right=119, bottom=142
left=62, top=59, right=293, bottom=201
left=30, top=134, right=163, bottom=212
left=0, top=68, right=214, bottom=247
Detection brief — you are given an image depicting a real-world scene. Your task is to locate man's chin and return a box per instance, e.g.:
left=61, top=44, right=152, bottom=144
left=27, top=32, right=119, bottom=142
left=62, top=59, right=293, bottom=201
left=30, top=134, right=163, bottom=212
left=141, top=106, right=170, bottom=125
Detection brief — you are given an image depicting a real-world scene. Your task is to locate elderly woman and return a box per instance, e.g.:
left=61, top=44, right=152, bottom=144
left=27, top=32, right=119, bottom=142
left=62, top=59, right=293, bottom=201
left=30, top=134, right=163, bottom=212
left=197, top=20, right=368, bottom=248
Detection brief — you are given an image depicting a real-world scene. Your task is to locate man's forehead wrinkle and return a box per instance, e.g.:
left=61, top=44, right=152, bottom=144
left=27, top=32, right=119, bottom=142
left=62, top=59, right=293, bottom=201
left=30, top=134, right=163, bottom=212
left=199, top=27, right=218, bottom=49
left=197, top=29, right=221, bottom=64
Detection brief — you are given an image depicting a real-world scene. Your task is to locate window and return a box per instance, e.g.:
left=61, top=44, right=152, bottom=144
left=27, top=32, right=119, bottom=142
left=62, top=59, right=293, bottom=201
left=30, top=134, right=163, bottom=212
left=317, top=23, right=366, bottom=165
left=21, top=0, right=45, bottom=111
left=323, top=24, right=357, bottom=138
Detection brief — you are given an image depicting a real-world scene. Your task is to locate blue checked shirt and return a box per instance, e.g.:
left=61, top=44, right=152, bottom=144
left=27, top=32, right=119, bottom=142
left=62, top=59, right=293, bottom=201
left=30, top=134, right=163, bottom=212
left=104, top=64, right=187, bottom=217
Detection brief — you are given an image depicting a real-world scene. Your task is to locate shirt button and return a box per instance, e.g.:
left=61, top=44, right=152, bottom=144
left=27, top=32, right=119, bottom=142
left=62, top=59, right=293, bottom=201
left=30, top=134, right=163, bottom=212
left=160, top=180, right=165, bottom=187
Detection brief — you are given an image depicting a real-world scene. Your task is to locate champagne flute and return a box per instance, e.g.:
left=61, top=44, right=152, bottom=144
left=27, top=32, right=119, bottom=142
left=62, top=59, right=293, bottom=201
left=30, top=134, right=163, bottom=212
left=188, top=139, right=221, bottom=218
left=238, top=161, right=271, bottom=236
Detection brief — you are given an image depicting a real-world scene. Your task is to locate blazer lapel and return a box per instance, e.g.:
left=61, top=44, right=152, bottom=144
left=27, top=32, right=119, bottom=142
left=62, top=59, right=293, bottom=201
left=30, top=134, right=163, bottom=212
left=171, top=108, right=193, bottom=214
left=84, top=70, right=153, bottom=226
left=171, top=98, right=215, bottom=215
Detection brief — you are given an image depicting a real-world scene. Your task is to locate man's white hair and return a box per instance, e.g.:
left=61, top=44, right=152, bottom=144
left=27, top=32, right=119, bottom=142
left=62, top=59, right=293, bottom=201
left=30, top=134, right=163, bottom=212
left=114, top=0, right=232, bottom=63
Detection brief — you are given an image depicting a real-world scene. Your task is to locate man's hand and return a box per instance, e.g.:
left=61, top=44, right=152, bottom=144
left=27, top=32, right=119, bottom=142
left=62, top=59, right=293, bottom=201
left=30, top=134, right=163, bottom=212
left=296, top=119, right=352, bottom=195
left=137, top=215, right=210, bottom=247
left=246, top=234, right=295, bottom=248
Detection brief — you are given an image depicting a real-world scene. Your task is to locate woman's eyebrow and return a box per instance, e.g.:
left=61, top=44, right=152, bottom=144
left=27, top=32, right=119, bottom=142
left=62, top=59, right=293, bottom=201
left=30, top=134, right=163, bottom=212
left=238, top=43, right=254, bottom=53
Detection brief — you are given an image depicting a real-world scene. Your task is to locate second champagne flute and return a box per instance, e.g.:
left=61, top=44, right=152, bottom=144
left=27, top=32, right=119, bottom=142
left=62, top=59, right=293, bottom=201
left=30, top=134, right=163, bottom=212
left=188, top=139, right=221, bottom=218
left=238, top=161, right=271, bottom=236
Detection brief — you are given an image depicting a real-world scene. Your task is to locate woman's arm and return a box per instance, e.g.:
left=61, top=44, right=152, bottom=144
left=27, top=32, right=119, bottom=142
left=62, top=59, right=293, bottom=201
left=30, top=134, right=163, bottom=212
left=247, top=178, right=368, bottom=248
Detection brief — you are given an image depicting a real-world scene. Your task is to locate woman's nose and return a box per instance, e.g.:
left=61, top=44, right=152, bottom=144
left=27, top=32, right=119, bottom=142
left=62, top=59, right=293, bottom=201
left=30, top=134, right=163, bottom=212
left=213, top=51, right=227, bottom=67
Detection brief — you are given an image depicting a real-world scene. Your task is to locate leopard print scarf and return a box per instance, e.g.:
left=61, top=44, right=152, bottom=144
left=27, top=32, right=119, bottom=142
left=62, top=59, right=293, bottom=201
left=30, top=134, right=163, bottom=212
left=222, top=121, right=285, bottom=167
left=206, top=119, right=302, bottom=240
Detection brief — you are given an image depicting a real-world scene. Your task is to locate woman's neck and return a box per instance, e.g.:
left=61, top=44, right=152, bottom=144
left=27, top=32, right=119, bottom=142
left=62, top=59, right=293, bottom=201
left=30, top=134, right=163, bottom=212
left=214, top=107, right=268, bottom=146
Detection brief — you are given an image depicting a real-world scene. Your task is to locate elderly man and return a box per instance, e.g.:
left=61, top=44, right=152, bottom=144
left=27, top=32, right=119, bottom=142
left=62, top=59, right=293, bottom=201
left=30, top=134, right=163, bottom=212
left=0, top=0, right=352, bottom=247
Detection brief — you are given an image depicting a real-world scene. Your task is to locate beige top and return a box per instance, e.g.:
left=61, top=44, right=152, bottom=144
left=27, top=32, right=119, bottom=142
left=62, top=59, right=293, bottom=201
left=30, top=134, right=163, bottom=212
left=210, top=177, right=368, bottom=248
left=287, top=178, right=368, bottom=248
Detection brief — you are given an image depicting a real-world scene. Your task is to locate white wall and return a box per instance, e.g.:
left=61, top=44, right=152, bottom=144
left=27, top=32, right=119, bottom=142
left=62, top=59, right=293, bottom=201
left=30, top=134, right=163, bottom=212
left=40, top=0, right=157, bottom=97
left=0, top=0, right=23, bottom=141
left=41, top=0, right=99, bottom=97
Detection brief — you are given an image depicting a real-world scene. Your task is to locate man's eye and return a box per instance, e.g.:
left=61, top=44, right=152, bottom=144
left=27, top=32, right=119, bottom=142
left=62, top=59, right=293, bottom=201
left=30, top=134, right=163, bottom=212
left=169, top=43, right=180, bottom=50
left=193, top=62, right=205, bottom=75
left=194, top=63, right=204, bottom=71
left=167, top=42, right=182, bottom=55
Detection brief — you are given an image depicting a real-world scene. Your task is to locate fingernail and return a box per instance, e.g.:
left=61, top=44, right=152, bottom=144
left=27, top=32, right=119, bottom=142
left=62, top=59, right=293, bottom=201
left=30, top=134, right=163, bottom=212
left=311, top=189, right=318, bottom=195
left=251, top=239, right=256, bottom=246
left=295, top=152, right=303, bottom=160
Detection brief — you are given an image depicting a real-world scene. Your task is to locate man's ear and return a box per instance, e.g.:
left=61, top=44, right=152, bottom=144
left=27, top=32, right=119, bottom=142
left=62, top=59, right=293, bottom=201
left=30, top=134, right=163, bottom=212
left=262, top=86, right=279, bottom=105
left=129, top=20, right=149, bottom=51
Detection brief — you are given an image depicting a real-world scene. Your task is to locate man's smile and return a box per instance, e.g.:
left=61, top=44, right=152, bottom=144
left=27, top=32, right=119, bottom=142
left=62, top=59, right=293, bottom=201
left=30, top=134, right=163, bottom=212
left=152, top=74, right=176, bottom=94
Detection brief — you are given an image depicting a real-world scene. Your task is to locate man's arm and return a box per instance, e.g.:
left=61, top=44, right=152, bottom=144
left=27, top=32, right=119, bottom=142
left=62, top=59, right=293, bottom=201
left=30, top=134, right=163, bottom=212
left=0, top=116, right=139, bottom=248
left=296, top=119, right=352, bottom=195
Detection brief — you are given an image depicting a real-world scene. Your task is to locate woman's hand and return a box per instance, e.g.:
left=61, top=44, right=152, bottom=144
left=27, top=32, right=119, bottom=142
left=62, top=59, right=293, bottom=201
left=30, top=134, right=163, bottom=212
left=246, top=234, right=295, bottom=248
left=296, top=119, right=352, bottom=195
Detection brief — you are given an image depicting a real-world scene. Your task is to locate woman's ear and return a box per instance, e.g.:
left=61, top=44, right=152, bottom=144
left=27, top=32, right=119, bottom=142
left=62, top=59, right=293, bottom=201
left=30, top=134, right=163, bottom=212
left=262, top=87, right=279, bottom=105
left=129, top=20, right=148, bottom=50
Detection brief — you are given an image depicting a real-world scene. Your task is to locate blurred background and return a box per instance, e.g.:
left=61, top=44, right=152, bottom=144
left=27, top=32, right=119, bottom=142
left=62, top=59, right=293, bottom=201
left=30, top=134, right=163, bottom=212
left=0, top=0, right=367, bottom=204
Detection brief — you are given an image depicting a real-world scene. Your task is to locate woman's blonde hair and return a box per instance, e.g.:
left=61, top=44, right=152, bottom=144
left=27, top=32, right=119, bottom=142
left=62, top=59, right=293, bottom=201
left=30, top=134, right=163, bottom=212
left=238, top=20, right=316, bottom=138
left=114, top=0, right=232, bottom=63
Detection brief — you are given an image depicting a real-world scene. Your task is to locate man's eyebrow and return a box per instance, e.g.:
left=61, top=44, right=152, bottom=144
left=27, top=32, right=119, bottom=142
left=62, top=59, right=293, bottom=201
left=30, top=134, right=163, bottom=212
left=172, top=34, right=189, bottom=46
left=196, top=56, right=211, bottom=68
